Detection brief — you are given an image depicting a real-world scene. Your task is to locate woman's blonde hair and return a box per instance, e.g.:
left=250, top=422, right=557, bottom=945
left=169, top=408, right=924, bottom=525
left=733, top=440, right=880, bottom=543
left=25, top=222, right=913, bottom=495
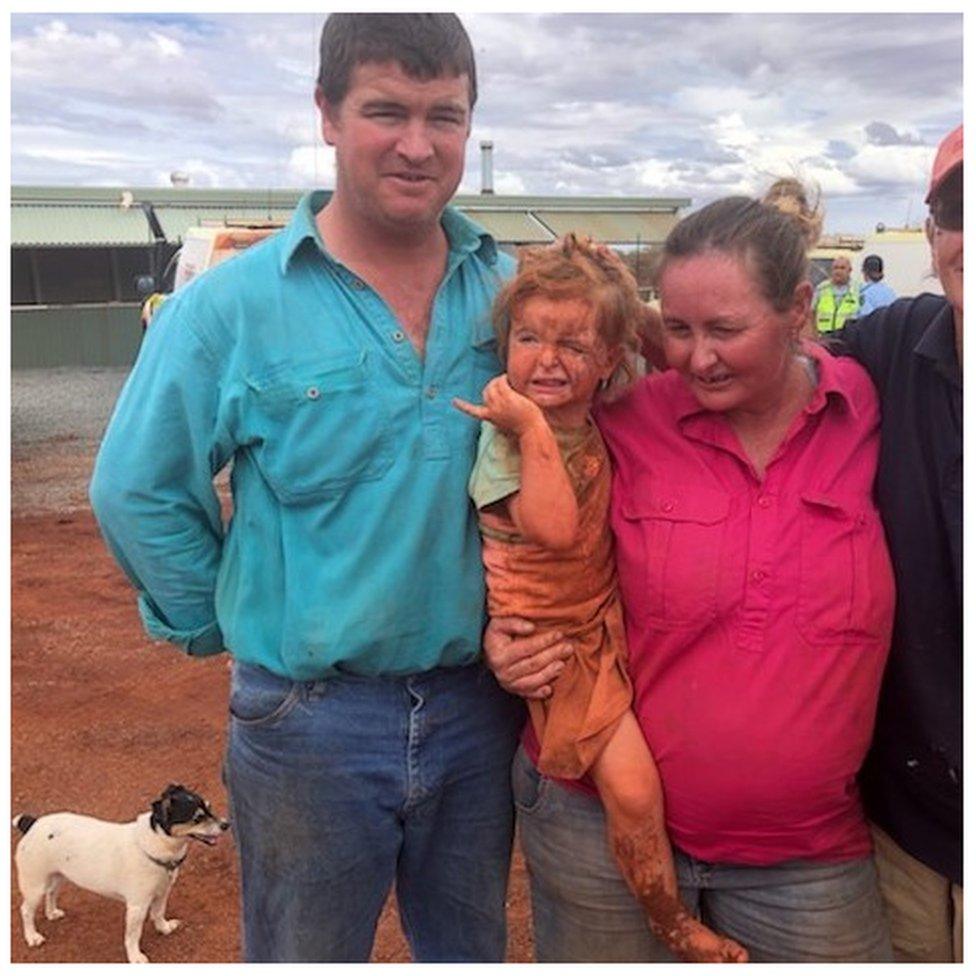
left=492, top=233, right=643, bottom=392
left=655, top=176, right=822, bottom=311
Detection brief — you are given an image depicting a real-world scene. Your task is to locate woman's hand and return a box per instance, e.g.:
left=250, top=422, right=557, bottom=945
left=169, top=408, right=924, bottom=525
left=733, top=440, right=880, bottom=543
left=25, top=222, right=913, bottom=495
left=453, top=376, right=546, bottom=438
left=484, top=616, right=573, bottom=699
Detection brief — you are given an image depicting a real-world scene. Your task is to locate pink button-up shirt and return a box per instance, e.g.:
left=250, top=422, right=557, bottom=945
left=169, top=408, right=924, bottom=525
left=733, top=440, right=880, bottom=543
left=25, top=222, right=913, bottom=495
left=595, top=343, right=894, bottom=865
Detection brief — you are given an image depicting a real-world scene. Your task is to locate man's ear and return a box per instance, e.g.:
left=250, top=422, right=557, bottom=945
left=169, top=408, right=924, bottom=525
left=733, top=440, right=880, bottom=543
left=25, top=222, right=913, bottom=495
left=315, top=86, right=339, bottom=146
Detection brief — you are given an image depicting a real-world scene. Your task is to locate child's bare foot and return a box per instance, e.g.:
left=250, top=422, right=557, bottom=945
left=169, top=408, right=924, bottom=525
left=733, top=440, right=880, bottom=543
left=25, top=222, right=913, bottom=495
left=665, top=915, right=749, bottom=963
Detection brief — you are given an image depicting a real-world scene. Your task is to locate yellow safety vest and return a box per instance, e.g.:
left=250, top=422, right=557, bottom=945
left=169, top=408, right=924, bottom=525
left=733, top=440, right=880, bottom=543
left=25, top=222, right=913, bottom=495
left=814, top=283, right=860, bottom=333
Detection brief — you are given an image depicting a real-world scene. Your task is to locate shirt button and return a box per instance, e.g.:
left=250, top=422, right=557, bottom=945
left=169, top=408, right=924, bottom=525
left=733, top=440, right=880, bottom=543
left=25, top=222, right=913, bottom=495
left=757, top=496, right=771, bottom=509
left=661, top=501, right=675, bottom=513
left=306, top=386, right=321, bottom=400
left=392, top=330, right=405, bottom=343
left=750, top=569, right=766, bottom=584
left=426, top=386, right=438, bottom=399
left=351, top=278, right=366, bottom=290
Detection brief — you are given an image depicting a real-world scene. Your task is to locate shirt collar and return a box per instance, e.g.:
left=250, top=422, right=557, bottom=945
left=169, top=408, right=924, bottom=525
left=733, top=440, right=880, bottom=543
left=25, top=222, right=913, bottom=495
left=671, top=339, right=858, bottom=423
left=913, top=301, right=961, bottom=387
left=278, top=191, right=498, bottom=274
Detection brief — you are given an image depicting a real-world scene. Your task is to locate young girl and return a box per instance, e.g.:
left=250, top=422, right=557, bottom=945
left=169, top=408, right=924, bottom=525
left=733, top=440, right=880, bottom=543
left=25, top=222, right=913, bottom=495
left=454, top=235, right=746, bottom=963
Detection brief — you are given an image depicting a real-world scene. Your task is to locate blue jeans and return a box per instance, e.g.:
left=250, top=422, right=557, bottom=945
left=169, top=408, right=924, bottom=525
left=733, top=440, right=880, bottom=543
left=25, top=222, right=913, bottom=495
left=223, top=660, right=524, bottom=962
left=513, top=746, right=893, bottom=962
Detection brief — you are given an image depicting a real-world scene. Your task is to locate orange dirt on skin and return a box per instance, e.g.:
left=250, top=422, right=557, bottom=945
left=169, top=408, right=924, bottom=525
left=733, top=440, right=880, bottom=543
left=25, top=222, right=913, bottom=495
left=612, top=821, right=749, bottom=963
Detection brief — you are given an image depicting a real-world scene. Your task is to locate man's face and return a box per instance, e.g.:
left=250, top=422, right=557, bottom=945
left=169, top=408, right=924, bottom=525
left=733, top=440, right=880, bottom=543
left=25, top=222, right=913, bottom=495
left=317, top=60, right=471, bottom=236
left=830, top=258, right=851, bottom=287
left=926, top=166, right=963, bottom=318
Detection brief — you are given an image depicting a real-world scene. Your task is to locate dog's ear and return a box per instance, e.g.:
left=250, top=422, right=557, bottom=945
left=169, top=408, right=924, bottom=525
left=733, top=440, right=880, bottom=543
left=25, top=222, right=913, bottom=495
left=165, top=783, right=183, bottom=796
left=151, top=798, right=170, bottom=834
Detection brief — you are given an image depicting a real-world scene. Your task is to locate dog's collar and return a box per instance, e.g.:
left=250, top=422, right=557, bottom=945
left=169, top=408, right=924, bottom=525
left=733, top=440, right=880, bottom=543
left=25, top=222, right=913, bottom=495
left=143, top=850, right=186, bottom=872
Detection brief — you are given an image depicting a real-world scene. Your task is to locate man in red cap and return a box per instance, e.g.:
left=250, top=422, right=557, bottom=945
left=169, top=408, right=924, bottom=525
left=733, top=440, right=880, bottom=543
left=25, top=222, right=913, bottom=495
left=837, top=124, right=963, bottom=962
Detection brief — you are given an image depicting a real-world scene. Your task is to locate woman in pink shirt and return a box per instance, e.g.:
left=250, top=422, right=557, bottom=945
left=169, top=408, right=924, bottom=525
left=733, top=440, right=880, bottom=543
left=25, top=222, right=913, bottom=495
left=486, top=180, right=896, bottom=962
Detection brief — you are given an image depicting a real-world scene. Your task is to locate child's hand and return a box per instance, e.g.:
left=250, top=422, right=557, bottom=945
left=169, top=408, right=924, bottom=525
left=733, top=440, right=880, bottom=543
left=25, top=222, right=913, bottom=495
left=452, top=376, right=547, bottom=437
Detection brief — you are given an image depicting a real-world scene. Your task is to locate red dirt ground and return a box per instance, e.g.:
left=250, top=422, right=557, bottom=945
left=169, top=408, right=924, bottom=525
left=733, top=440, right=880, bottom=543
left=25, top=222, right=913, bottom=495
left=10, top=442, right=534, bottom=963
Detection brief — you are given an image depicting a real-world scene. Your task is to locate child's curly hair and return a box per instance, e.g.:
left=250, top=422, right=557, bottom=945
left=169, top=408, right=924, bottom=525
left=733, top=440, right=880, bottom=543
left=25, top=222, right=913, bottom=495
left=492, top=233, right=643, bottom=394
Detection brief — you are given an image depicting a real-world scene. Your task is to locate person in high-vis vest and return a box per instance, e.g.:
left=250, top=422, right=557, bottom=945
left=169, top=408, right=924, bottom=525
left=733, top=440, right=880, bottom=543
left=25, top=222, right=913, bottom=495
left=813, top=256, right=860, bottom=333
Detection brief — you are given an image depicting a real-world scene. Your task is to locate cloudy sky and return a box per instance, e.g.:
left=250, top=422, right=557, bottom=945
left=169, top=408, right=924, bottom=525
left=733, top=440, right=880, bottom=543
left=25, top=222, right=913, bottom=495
left=10, top=11, right=963, bottom=235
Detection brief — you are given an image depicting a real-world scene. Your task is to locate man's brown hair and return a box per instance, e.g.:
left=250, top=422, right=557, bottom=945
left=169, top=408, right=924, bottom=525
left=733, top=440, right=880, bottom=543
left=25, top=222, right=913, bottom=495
left=318, top=14, right=477, bottom=108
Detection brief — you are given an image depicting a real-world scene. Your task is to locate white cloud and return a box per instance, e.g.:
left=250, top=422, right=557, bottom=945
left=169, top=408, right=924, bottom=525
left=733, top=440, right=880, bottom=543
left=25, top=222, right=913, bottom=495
left=150, top=32, right=183, bottom=60
left=285, top=145, right=335, bottom=188
left=847, top=143, right=934, bottom=188
left=9, top=12, right=963, bottom=233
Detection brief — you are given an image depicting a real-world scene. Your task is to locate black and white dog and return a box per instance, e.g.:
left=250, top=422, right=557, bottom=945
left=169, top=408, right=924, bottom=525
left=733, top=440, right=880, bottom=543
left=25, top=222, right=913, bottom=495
left=12, top=783, right=229, bottom=963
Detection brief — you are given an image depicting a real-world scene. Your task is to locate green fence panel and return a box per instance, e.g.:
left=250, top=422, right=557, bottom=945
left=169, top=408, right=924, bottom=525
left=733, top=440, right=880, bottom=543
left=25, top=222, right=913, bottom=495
left=12, top=305, right=145, bottom=368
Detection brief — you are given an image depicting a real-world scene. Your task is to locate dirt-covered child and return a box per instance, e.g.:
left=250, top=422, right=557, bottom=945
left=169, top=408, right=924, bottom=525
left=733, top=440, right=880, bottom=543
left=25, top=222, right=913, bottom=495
left=453, top=234, right=746, bottom=963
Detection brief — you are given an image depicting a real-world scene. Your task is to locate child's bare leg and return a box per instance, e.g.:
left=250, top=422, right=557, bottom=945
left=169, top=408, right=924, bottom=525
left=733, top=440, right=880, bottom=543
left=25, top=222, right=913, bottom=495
left=590, top=713, right=748, bottom=962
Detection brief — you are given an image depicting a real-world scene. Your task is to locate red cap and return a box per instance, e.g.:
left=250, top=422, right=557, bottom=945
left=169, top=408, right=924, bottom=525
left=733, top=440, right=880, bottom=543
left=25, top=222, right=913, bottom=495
left=925, top=124, right=963, bottom=203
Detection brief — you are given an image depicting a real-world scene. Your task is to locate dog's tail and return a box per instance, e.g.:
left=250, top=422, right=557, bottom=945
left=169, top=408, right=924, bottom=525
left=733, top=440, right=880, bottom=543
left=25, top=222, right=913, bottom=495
left=12, top=814, right=37, bottom=835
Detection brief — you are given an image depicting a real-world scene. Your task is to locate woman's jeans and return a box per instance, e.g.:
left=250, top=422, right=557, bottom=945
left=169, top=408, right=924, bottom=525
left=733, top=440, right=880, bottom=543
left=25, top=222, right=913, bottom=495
left=223, top=659, right=524, bottom=962
left=513, top=745, right=893, bottom=962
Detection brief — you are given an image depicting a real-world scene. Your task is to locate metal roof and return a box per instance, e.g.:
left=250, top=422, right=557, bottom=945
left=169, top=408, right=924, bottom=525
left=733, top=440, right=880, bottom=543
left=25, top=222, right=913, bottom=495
left=532, top=210, right=676, bottom=244
left=12, top=205, right=158, bottom=246
left=468, top=209, right=554, bottom=243
left=11, top=186, right=690, bottom=247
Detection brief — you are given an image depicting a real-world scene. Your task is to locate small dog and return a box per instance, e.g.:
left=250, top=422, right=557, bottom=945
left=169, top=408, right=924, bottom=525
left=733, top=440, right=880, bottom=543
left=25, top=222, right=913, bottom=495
left=12, top=783, right=229, bottom=963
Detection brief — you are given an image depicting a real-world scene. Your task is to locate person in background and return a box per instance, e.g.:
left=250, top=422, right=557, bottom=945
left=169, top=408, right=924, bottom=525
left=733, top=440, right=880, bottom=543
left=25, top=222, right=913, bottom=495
left=486, top=179, right=895, bottom=962
left=812, top=254, right=860, bottom=334
left=838, top=123, right=963, bottom=963
left=857, top=255, right=897, bottom=316
left=90, top=13, right=524, bottom=963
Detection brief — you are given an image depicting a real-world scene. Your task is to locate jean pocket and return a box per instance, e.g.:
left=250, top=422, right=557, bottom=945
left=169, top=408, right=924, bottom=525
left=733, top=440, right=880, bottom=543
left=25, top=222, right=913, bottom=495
left=512, top=746, right=552, bottom=816
left=229, top=663, right=303, bottom=727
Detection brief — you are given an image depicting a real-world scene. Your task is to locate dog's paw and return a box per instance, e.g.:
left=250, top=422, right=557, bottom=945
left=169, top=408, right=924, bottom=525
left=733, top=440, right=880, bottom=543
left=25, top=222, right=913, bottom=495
left=128, top=951, right=149, bottom=964
left=45, top=908, right=66, bottom=921
left=26, top=932, right=46, bottom=948
left=155, top=918, right=181, bottom=935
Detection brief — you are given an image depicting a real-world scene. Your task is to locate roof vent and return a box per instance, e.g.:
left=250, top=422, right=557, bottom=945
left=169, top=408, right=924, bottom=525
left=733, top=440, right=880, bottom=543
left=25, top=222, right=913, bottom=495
left=480, top=141, right=494, bottom=195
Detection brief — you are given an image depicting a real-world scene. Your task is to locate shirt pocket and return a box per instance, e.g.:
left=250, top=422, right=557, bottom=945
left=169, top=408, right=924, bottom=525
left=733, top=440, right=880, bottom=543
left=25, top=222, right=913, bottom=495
left=243, top=351, right=393, bottom=503
left=796, top=492, right=894, bottom=645
left=621, top=485, right=729, bottom=628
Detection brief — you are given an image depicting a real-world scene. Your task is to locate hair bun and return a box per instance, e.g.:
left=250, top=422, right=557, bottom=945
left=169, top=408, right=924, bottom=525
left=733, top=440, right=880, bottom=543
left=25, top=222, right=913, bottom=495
left=761, top=177, right=822, bottom=249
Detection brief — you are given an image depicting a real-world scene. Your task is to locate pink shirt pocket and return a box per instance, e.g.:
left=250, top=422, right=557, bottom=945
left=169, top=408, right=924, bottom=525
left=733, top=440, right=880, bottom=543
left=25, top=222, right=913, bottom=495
left=795, top=492, right=895, bottom=647
left=619, top=482, right=729, bottom=629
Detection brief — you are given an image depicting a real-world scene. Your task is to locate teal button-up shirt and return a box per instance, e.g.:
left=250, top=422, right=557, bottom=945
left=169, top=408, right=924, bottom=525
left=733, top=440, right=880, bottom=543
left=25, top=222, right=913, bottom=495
left=90, top=191, right=512, bottom=680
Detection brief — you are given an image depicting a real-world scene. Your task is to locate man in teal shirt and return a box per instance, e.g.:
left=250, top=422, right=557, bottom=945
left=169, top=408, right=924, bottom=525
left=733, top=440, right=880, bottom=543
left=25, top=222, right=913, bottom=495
left=90, top=14, right=521, bottom=962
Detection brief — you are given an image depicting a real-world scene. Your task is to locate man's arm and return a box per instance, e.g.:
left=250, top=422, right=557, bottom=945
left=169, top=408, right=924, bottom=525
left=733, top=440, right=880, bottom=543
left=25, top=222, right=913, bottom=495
left=89, top=297, right=235, bottom=655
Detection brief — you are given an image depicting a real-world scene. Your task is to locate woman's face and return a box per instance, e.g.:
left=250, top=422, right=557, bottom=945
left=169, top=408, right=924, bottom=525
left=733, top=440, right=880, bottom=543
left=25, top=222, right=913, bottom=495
left=658, top=252, right=811, bottom=419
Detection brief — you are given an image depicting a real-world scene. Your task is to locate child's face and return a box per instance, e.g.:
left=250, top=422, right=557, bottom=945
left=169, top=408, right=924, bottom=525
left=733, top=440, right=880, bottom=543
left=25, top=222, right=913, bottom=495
left=506, top=295, right=618, bottom=427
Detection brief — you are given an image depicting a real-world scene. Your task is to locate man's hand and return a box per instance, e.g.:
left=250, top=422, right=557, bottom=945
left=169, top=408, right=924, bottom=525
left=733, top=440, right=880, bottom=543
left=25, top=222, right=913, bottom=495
left=453, top=376, right=546, bottom=438
left=484, top=616, right=573, bottom=699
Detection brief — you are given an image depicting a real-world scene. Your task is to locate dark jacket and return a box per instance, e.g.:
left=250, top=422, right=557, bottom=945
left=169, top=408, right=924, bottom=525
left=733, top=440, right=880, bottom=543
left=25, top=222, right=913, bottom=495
left=834, top=294, right=962, bottom=884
